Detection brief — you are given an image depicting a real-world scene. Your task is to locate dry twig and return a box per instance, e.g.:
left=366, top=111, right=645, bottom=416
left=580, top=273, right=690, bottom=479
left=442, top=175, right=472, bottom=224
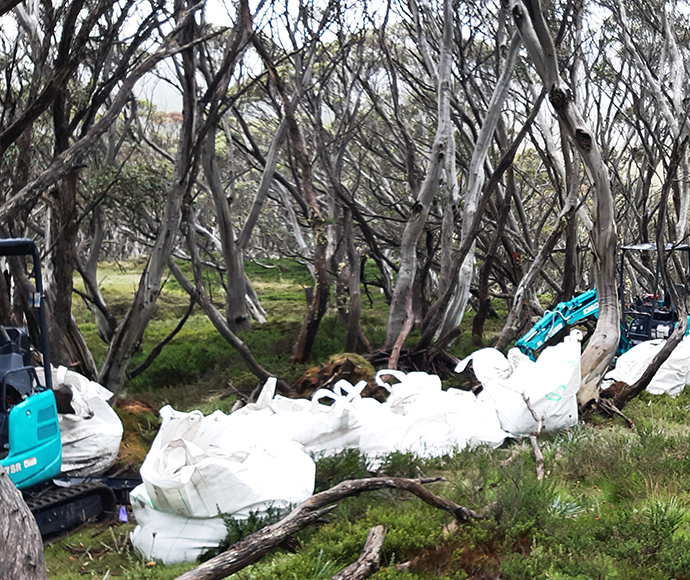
left=330, top=525, right=387, bottom=580
left=523, top=395, right=545, bottom=481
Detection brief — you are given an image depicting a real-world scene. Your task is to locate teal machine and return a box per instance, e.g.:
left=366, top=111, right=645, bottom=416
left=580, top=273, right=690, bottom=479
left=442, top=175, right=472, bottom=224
left=0, top=238, right=62, bottom=489
left=516, top=243, right=690, bottom=360
left=0, top=239, right=121, bottom=537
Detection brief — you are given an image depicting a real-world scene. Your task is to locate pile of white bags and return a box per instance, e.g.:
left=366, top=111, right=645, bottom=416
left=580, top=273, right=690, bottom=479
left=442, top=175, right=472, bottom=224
left=228, top=379, right=361, bottom=457
left=358, top=370, right=509, bottom=458
left=228, top=373, right=510, bottom=462
left=36, top=365, right=123, bottom=476
left=603, top=336, right=690, bottom=397
left=131, top=405, right=316, bottom=563
left=133, top=332, right=587, bottom=563
left=456, top=330, right=582, bottom=436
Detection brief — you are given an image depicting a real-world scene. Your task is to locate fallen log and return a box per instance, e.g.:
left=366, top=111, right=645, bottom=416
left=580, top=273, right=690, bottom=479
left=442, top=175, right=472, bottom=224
left=330, top=525, right=387, bottom=580
left=174, top=477, right=487, bottom=580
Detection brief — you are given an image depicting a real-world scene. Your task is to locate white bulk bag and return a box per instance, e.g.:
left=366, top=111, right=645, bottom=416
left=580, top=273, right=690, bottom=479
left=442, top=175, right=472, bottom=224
left=379, top=370, right=456, bottom=457
left=604, top=336, right=690, bottom=398
left=228, top=379, right=361, bottom=457
left=226, top=373, right=508, bottom=466
left=36, top=365, right=123, bottom=476
left=298, top=388, right=361, bottom=456
left=340, top=381, right=408, bottom=458
left=444, top=388, right=509, bottom=450
left=130, top=484, right=228, bottom=564
left=371, top=371, right=508, bottom=457
left=375, top=370, right=443, bottom=416
left=467, top=331, right=582, bottom=436
left=455, top=348, right=514, bottom=384
left=140, top=405, right=315, bottom=519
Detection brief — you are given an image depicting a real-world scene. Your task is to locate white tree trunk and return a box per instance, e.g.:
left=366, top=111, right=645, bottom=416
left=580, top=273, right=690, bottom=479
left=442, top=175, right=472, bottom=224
left=202, top=124, right=250, bottom=332
left=510, top=0, right=619, bottom=406
left=385, top=0, right=454, bottom=348
left=435, top=32, right=522, bottom=339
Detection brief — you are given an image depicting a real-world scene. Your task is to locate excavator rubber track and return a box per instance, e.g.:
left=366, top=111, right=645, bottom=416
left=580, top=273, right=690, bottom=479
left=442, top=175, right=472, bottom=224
left=23, top=481, right=117, bottom=537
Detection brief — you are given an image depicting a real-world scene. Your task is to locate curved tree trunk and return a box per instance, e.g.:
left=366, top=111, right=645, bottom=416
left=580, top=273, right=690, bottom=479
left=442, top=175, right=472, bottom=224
left=435, top=31, right=522, bottom=340
left=417, top=90, right=546, bottom=351
left=44, top=83, right=97, bottom=377
left=96, top=0, right=252, bottom=396
left=171, top=213, right=286, bottom=390
left=493, top=121, right=580, bottom=352
left=251, top=32, right=331, bottom=364
left=616, top=1, right=689, bottom=242
left=472, top=163, right=516, bottom=346
left=202, top=121, right=250, bottom=333
left=76, top=207, right=118, bottom=343
left=173, top=477, right=485, bottom=580
left=510, top=0, right=619, bottom=407
left=97, top=0, right=199, bottom=396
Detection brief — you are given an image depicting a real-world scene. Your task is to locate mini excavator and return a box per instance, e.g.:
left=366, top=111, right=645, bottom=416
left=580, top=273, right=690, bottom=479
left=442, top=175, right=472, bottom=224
left=0, top=238, right=118, bottom=536
left=516, top=243, right=690, bottom=360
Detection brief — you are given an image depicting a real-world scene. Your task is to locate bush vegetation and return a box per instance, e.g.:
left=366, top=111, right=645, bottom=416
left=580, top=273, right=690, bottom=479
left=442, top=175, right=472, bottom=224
left=46, top=259, right=690, bottom=579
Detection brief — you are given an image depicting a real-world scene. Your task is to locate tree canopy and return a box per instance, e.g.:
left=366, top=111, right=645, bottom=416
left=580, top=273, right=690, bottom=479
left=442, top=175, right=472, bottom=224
left=0, top=0, right=688, bottom=406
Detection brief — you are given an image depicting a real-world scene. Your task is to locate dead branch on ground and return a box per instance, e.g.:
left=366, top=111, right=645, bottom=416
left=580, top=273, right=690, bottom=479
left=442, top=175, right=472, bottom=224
left=174, top=477, right=487, bottom=580
left=523, top=395, right=545, bottom=481
left=330, top=525, right=387, bottom=580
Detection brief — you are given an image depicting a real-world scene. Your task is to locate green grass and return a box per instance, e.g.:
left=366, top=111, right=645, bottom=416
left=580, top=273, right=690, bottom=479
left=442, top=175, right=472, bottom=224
left=47, top=416, right=690, bottom=579
left=79, top=258, right=397, bottom=406
left=44, top=412, right=690, bottom=579
left=44, top=522, right=195, bottom=579
left=47, top=258, right=690, bottom=578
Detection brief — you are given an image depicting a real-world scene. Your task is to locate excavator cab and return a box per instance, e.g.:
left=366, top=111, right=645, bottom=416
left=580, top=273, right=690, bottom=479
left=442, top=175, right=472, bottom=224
left=619, top=243, right=689, bottom=347
left=0, top=238, right=62, bottom=489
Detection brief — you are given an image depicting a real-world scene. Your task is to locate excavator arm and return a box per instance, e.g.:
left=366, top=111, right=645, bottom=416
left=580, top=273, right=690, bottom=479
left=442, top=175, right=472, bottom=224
left=515, top=286, right=688, bottom=361
left=515, top=289, right=599, bottom=360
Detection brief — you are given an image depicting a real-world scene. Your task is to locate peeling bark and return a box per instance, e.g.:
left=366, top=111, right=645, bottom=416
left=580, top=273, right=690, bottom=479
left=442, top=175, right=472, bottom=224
left=251, top=32, right=333, bottom=364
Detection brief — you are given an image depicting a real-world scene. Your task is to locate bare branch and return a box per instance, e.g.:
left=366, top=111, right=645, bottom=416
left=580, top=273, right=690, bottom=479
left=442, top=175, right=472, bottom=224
left=174, top=477, right=486, bottom=580
left=330, top=525, right=387, bottom=580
